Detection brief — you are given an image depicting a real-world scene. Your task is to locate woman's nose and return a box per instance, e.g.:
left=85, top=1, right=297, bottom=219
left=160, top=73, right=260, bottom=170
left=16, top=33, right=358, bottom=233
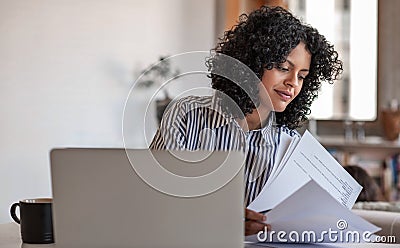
left=284, top=73, right=299, bottom=88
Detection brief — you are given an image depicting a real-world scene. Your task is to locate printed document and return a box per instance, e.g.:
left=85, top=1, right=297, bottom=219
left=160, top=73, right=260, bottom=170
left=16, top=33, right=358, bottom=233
left=248, top=130, right=361, bottom=212
left=246, top=180, right=380, bottom=243
left=246, top=130, right=379, bottom=244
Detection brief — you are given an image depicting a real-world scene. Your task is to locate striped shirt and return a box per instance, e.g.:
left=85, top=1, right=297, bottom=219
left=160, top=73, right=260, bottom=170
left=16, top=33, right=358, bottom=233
left=150, top=95, right=299, bottom=206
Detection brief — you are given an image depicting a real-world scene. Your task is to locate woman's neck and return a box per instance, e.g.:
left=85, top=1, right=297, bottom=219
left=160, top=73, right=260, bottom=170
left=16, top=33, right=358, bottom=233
left=237, top=108, right=272, bottom=131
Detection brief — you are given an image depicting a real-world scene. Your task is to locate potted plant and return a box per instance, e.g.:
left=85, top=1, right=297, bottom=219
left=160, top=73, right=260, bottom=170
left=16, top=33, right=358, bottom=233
left=136, top=56, right=180, bottom=124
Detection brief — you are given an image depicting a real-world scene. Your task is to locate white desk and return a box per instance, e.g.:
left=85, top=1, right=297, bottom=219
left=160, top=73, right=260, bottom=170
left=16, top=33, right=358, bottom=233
left=0, top=222, right=397, bottom=248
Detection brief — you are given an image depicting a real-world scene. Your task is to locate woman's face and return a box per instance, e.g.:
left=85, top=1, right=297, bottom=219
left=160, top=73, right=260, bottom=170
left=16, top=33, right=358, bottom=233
left=260, top=42, right=311, bottom=112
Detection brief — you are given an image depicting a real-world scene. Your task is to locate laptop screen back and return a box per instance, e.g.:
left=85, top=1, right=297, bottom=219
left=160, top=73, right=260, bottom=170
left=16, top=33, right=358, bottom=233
left=50, top=148, right=244, bottom=248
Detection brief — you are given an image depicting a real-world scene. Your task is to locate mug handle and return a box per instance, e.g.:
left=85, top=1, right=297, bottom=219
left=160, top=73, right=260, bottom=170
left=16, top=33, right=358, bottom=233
left=10, top=203, right=20, bottom=224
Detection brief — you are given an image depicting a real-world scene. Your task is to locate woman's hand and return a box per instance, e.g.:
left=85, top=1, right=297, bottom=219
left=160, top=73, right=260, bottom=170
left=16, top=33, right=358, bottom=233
left=245, top=208, right=270, bottom=236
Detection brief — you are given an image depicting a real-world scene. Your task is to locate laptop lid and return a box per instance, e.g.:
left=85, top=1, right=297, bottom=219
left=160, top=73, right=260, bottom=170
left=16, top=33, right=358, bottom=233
left=50, top=148, right=245, bottom=248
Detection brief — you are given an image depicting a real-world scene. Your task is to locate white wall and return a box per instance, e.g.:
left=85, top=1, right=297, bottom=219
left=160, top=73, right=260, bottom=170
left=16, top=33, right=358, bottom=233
left=0, top=0, right=215, bottom=223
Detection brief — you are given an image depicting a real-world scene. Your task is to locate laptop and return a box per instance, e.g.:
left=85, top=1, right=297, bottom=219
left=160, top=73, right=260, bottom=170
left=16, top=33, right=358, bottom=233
left=50, top=148, right=245, bottom=248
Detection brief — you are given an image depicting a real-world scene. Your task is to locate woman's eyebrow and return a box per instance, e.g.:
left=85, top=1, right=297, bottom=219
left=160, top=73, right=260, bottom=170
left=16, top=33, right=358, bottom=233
left=286, top=59, right=309, bottom=72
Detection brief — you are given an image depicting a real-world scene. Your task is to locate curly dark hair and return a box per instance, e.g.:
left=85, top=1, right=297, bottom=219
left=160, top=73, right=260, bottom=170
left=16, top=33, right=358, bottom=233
left=207, top=6, right=343, bottom=129
left=344, top=165, right=384, bottom=202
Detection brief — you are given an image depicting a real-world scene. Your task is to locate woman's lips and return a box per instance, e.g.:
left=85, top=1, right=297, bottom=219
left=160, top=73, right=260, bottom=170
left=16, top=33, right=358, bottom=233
left=274, top=89, right=293, bottom=101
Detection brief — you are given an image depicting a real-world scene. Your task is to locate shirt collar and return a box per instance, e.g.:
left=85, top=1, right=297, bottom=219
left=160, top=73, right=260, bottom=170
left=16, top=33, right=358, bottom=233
left=261, top=111, right=276, bottom=134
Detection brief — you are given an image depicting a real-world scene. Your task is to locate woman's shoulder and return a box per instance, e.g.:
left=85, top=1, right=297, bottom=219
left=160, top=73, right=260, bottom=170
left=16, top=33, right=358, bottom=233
left=170, top=95, right=213, bottom=109
left=162, top=95, right=214, bottom=120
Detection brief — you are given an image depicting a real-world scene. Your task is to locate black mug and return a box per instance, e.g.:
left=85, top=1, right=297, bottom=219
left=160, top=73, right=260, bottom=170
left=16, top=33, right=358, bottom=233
left=10, top=198, right=54, bottom=244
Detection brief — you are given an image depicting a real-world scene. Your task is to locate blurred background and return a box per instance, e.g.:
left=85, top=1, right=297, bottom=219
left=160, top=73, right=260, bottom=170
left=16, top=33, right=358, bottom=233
left=1, top=0, right=399, bottom=223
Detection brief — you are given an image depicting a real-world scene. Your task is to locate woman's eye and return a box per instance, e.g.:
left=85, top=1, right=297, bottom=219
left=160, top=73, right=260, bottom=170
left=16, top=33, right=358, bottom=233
left=298, top=74, right=308, bottom=80
left=277, top=65, right=289, bottom=71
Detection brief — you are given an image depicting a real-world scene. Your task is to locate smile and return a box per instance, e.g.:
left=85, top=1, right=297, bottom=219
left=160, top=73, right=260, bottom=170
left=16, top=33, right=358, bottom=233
left=274, top=90, right=293, bottom=101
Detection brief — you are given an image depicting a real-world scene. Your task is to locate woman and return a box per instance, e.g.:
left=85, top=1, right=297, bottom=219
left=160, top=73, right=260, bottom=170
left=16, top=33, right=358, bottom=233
left=150, top=6, right=343, bottom=235
left=344, top=165, right=385, bottom=202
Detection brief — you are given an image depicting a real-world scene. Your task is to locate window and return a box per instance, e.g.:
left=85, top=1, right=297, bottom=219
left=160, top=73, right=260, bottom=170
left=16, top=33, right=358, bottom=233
left=288, top=0, right=378, bottom=121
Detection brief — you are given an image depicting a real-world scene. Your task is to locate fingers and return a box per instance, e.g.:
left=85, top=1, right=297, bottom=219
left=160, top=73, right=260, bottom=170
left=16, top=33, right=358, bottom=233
left=244, top=208, right=271, bottom=236
left=245, top=208, right=266, bottom=222
left=245, top=220, right=271, bottom=236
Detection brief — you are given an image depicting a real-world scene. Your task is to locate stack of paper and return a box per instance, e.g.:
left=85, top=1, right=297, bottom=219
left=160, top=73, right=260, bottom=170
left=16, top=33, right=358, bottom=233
left=247, top=131, right=381, bottom=244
